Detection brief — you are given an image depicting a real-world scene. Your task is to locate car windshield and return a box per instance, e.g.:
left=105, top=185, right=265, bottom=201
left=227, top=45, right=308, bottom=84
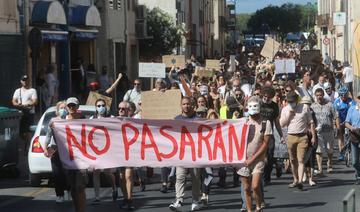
left=40, top=110, right=96, bottom=136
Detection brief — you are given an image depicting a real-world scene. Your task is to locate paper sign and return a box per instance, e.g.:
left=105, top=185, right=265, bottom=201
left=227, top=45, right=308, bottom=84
left=141, top=90, right=182, bottom=119
left=260, top=37, right=280, bottom=59
left=194, top=67, right=213, bottom=78
left=274, top=59, right=296, bottom=74
left=206, top=59, right=221, bottom=70
left=139, top=63, right=166, bottom=78
left=162, top=55, right=186, bottom=68
left=300, top=50, right=321, bottom=65
left=52, top=118, right=249, bottom=169
left=86, top=91, right=112, bottom=110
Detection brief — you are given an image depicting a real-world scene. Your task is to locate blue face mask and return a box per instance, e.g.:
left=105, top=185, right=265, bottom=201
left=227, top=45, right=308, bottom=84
left=59, top=108, right=68, bottom=119
left=97, top=106, right=107, bottom=116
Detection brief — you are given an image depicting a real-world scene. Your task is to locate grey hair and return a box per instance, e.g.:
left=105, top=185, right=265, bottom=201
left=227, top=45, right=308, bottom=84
left=55, top=101, right=67, bottom=116
left=247, top=96, right=262, bottom=105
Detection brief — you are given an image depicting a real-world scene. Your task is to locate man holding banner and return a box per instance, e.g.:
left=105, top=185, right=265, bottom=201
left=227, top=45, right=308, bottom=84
left=169, top=97, right=202, bottom=211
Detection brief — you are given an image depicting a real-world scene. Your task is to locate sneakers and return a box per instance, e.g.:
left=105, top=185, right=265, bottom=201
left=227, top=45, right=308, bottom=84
left=91, top=198, right=100, bottom=205
left=160, top=184, right=168, bottom=193
left=55, top=196, right=64, bottom=203
left=314, top=170, right=324, bottom=176
left=191, top=201, right=201, bottom=211
left=169, top=200, right=183, bottom=211
left=112, top=190, right=118, bottom=202
left=338, top=154, right=345, bottom=161
left=200, top=193, right=209, bottom=205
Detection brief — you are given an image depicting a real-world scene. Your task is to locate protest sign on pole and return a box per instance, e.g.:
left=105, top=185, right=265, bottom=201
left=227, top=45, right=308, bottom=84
left=260, top=37, right=280, bottom=59
left=206, top=59, right=221, bottom=70
left=300, top=50, right=321, bottom=65
left=139, top=63, right=166, bottom=78
left=162, top=55, right=186, bottom=68
left=274, top=59, right=296, bottom=74
left=141, top=90, right=182, bottom=119
left=353, top=22, right=360, bottom=79
left=194, top=67, right=213, bottom=78
left=52, top=118, right=249, bottom=169
left=86, top=91, right=112, bottom=110
left=230, top=55, right=236, bottom=72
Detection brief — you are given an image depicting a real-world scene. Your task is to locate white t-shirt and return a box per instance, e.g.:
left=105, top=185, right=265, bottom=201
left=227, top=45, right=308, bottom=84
left=343, top=67, right=354, bottom=83
left=13, top=87, right=38, bottom=114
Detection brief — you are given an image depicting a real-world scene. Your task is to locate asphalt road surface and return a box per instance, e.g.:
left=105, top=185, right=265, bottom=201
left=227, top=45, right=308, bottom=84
left=1, top=148, right=359, bottom=212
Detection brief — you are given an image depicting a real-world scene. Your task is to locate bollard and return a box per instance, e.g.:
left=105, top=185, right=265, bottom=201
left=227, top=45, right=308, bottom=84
left=343, top=189, right=355, bottom=212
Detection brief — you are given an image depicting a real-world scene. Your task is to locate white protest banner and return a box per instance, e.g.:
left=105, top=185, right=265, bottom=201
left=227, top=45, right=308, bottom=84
left=274, top=59, right=296, bottom=74
left=141, top=90, right=182, bottom=119
left=162, top=55, right=186, bottom=68
left=52, top=118, right=249, bottom=169
left=260, top=37, right=280, bottom=59
left=139, top=63, right=166, bottom=78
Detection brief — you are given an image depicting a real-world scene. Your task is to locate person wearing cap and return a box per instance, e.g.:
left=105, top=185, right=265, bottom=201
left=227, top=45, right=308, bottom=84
left=345, top=92, right=360, bottom=184
left=311, top=88, right=338, bottom=175
left=280, top=91, right=316, bottom=190
left=300, top=96, right=317, bottom=186
left=12, top=75, right=38, bottom=154
left=60, top=97, right=87, bottom=212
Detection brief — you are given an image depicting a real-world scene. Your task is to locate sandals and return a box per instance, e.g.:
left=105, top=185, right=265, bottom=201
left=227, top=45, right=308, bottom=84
left=288, top=182, right=298, bottom=188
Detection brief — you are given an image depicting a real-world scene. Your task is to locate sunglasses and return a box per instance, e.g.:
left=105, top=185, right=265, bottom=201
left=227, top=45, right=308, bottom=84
left=97, top=104, right=106, bottom=108
left=118, top=107, right=127, bottom=111
left=253, top=93, right=261, bottom=96
left=285, top=89, right=292, bottom=92
left=67, top=103, right=77, bottom=108
left=134, top=83, right=140, bottom=85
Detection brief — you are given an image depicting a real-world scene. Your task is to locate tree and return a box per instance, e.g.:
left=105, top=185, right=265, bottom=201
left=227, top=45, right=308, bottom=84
left=236, top=14, right=252, bottom=34
left=247, top=3, right=312, bottom=40
left=139, top=7, right=184, bottom=59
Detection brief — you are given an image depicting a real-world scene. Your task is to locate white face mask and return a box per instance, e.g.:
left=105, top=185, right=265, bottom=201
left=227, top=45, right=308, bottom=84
left=247, top=102, right=260, bottom=116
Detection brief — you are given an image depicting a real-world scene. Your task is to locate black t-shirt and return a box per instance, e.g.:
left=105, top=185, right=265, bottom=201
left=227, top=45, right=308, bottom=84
left=260, top=101, right=279, bottom=127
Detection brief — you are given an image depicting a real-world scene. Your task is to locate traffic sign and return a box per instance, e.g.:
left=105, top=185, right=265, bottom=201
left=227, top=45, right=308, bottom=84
left=323, top=37, right=330, bottom=45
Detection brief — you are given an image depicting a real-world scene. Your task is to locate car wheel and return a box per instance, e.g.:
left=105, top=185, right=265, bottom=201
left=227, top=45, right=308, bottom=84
left=29, top=173, right=41, bottom=187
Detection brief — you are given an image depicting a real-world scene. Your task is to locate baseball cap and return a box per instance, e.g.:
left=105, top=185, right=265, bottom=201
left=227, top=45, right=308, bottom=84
left=21, top=75, right=29, bottom=81
left=66, top=97, right=79, bottom=106
left=286, top=91, right=298, bottom=103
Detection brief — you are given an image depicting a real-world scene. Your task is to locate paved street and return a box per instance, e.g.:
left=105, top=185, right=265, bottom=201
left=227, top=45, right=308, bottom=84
left=1, top=148, right=359, bottom=212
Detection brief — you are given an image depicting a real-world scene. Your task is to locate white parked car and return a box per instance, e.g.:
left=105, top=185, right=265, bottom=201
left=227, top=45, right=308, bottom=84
left=28, top=105, right=95, bottom=186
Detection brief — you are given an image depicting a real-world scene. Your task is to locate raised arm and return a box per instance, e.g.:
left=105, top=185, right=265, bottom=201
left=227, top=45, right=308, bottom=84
left=105, top=73, right=123, bottom=95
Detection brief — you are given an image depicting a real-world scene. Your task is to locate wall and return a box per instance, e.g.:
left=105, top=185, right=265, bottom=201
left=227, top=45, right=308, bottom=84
left=0, top=1, right=20, bottom=34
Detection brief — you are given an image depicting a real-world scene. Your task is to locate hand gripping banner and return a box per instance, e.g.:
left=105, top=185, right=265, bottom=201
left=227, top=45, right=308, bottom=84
left=52, top=118, right=249, bottom=170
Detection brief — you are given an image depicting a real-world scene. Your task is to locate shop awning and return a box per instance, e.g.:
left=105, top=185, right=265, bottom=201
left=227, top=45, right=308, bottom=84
left=69, top=5, right=101, bottom=27
left=41, top=30, right=68, bottom=42
left=31, top=1, right=66, bottom=25
left=73, top=29, right=99, bottom=40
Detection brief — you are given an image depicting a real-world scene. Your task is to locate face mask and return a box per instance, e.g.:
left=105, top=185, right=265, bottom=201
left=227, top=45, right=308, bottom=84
left=59, top=108, right=68, bottom=119
left=97, top=106, right=107, bottom=115
left=247, top=102, right=260, bottom=115
left=289, top=103, right=297, bottom=109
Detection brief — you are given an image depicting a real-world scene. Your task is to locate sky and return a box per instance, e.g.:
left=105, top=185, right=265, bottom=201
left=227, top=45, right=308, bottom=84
left=234, top=0, right=317, bottom=14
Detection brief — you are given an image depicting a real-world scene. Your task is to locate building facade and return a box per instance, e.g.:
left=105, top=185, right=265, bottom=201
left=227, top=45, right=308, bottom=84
left=0, top=1, right=25, bottom=106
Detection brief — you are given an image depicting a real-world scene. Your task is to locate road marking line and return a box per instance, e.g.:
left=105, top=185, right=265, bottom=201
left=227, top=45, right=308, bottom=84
left=0, top=187, right=50, bottom=208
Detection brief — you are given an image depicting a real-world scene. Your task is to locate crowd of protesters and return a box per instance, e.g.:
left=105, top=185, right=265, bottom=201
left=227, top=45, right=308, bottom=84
left=12, top=40, right=360, bottom=212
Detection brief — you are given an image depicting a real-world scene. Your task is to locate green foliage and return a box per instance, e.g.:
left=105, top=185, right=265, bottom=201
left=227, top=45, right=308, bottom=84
left=246, top=3, right=317, bottom=39
left=236, top=14, right=251, bottom=33
left=139, top=7, right=184, bottom=58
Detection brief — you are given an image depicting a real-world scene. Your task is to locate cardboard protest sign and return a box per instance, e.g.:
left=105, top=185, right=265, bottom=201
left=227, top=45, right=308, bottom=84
left=260, top=37, right=280, bottom=59
left=353, top=22, right=360, bottom=78
left=206, top=59, right=221, bottom=70
left=139, top=63, right=166, bottom=78
left=300, top=50, right=321, bottom=65
left=194, top=67, right=213, bottom=78
left=274, top=59, right=296, bottom=74
left=86, top=91, right=112, bottom=110
left=52, top=118, right=249, bottom=169
left=141, top=90, right=182, bottom=119
left=162, top=55, right=186, bottom=68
